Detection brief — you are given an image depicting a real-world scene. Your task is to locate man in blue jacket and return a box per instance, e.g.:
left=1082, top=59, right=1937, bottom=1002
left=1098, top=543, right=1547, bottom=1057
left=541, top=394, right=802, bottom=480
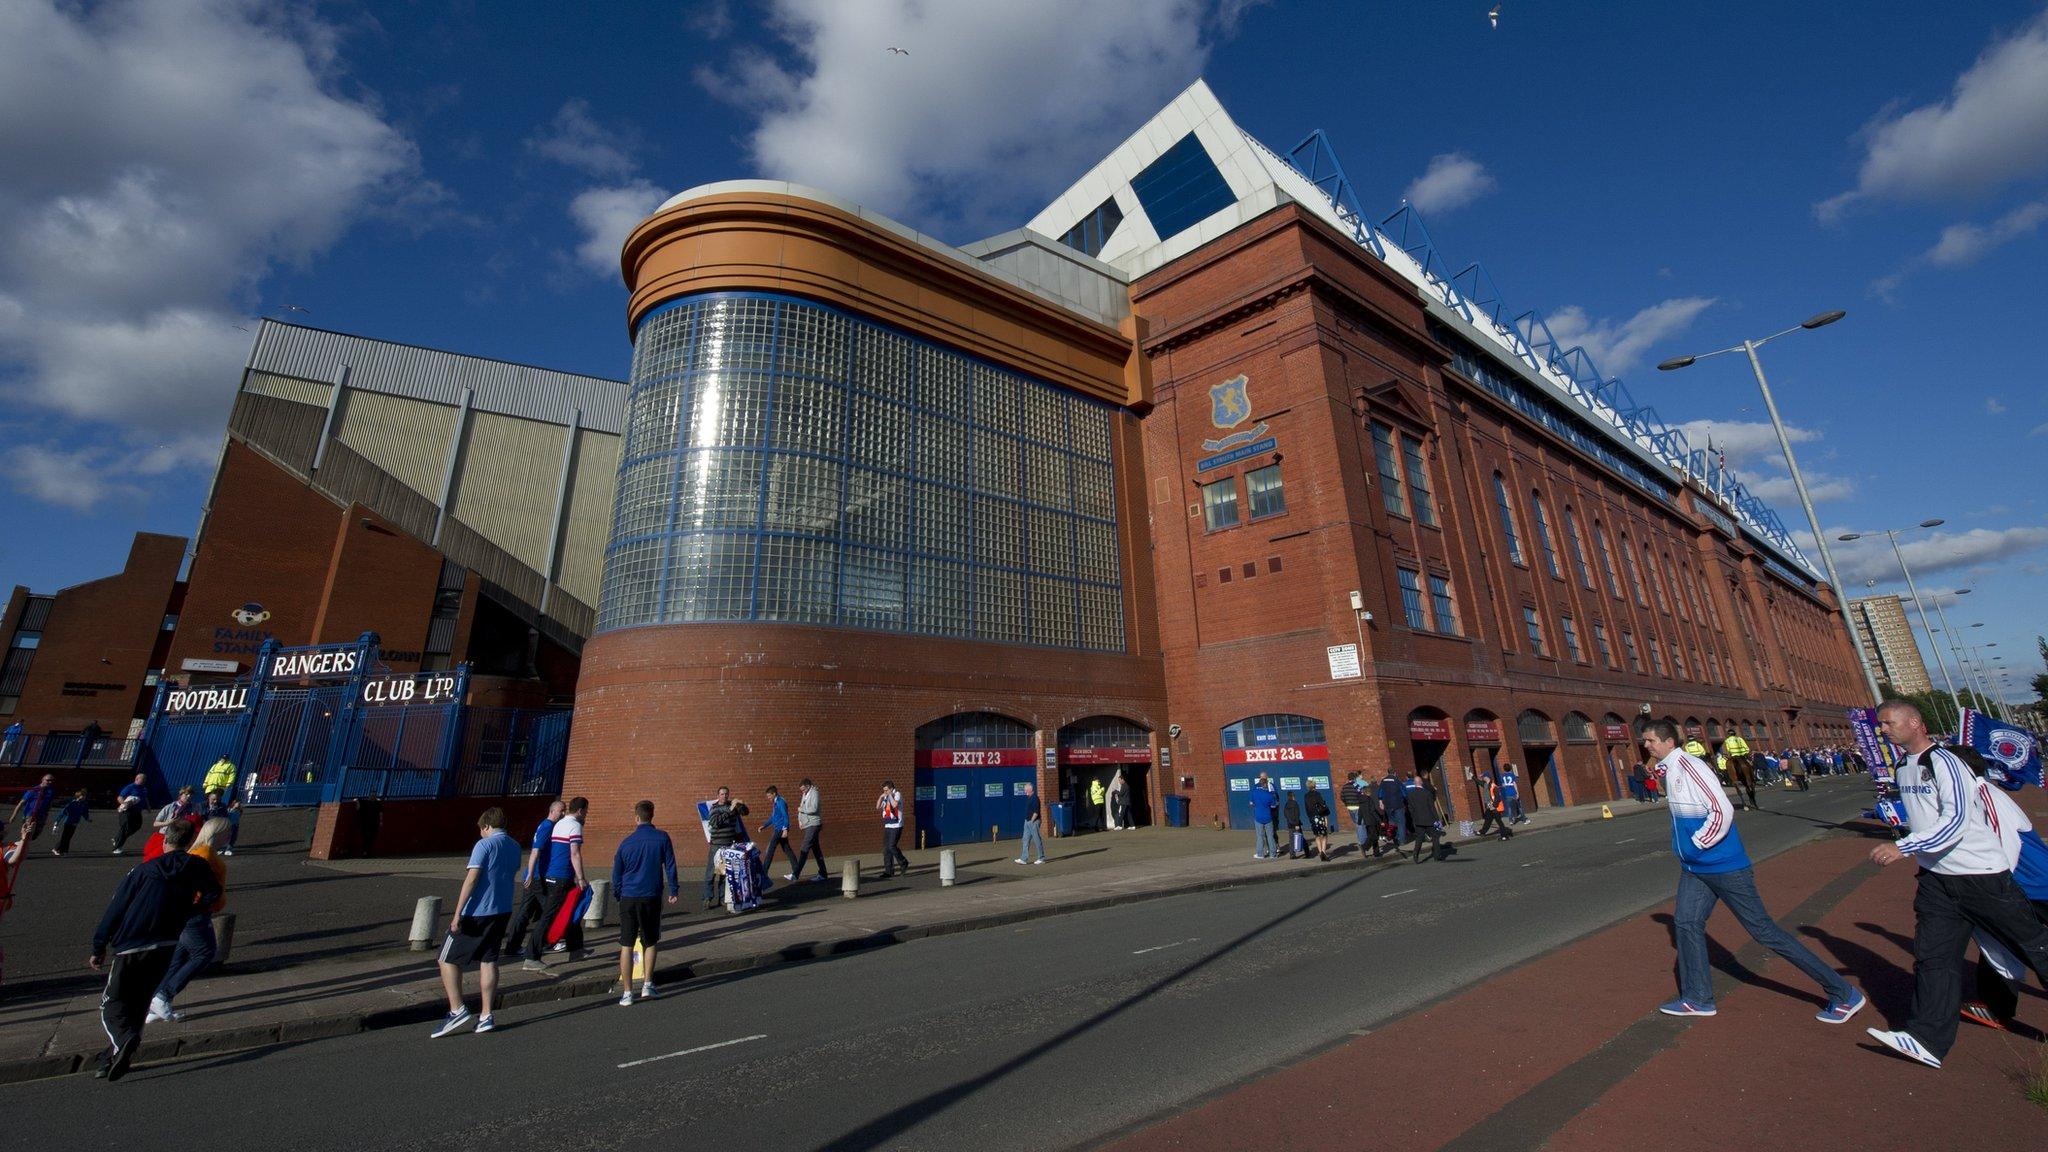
left=1644, top=720, right=1864, bottom=1022
left=89, top=818, right=221, bottom=1079
left=759, top=785, right=795, bottom=878
left=1249, top=772, right=1278, bottom=859
left=612, top=800, right=678, bottom=1006
left=1376, top=770, right=1407, bottom=846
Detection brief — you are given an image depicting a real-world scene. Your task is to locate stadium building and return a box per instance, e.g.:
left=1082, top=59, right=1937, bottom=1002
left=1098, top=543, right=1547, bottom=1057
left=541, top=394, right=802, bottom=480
left=561, top=80, right=1872, bottom=857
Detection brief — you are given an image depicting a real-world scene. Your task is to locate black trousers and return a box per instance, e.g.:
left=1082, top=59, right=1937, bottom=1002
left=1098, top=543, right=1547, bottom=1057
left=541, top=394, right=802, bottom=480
left=113, top=807, right=143, bottom=850
left=1479, top=808, right=1512, bottom=838
left=530, top=877, right=582, bottom=955
left=505, top=885, right=544, bottom=956
left=1905, top=870, right=2048, bottom=1057
left=1409, top=822, right=1441, bottom=863
left=1972, top=897, right=2048, bottom=1022
left=100, top=947, right=176, bottom=1067
left=881, top=825, right=908, bottom=874
left=793, top=826, right=827, bottom=878
left=56, top=821, right=80, bottom=853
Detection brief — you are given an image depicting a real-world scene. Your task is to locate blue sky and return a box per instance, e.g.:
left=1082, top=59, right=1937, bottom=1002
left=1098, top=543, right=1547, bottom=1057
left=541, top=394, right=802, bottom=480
left=2, top=0, right=2043, bottom=703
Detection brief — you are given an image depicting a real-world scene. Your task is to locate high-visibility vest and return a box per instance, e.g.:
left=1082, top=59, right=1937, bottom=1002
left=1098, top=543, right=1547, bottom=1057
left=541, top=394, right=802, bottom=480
left=203, top=758, right=237, bottom=793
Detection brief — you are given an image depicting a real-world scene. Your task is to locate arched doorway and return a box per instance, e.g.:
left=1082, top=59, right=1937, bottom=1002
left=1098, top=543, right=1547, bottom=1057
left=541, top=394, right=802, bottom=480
left=1564, top=711, right=1607, bottom=799
left=1517, top=709, right=1565, bottom=808
left=1461, top=708, right=1504, bottom=821
left=1407, top=707, right=1458, bottom=818
left=1601, top=712, right=1637, bottom=798
left=914, top=712, right=1035, bottom=847
left=1220, top=714, right=1330, bottom=831
left=1058, top=716, right=1154, bottom=831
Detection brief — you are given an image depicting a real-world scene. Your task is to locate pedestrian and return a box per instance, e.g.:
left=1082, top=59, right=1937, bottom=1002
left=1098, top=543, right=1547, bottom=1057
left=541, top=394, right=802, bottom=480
left=759, top=785, right=795, bottom=877
left=1281, top=790, right=1304, bottom=859
left=1088, top=774, right=1108, bottom=831
left=509, top=799, right=562, bottom=969
left=790, top=778, right=827, bottom=882
left=88, top=817, right=221, bottom=1079
left=53, top=789, right=90, bottom=856
left=153, top=786, right=196, bottom=832
left=877, top=780, right=909, bottom=877
left=0, top=719, right=20, bottom=763
left=1377, top=769, right=1407, bottom=847
left=611, top=800, right=679, bottom=1006
left=1628, top=760, right=1649, bottom=802
left=223, top=794, right=241, bottom=856
left=111, top=773, right=148, bottom=854
left=1016, top=787, right=1047, bottom=865
left=1249, top=772, right=1279, bottom=860
left=1790, top=754, right=1810, bottom=791
left=1499, top=763, right=1525, bottom=823
left=1304, top=785, right=1332, bottom=861
left=702, top=786, right=742, bottom=905
left=1108, top=769, right=1130, bottom=830
left=8, top=774, right=55, bottom=842
left=1640, top=720, right=1865, bottom=1024
left=1402, top=772, right=1442, bottom=863
left=529, top=795, right=586, bottom=959
left=1339, top=772, right=1373, bottom=857
left=353, top=794, right=383, bottom=857
left=148, top=816, right=231, bottom=1022
left=202, top=756, right=237, bottom=801
left=430, top=806, right=522, bottom=1038
left=1863, top=702, right=2048, bottom=1068
left=1477, top=772, right=1513, bottom=840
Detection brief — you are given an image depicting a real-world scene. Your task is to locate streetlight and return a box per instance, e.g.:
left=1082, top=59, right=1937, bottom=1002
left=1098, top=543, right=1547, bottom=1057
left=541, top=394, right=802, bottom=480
left=1658, top=310, right=1876, bottom=702
left=1927, top=588, right=1981, bottom=714
left=1837, top=518, right=1954, bottom=711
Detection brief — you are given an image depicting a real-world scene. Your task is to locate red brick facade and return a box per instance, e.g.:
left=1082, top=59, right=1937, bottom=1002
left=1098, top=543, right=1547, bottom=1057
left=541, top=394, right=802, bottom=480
left=1, top=533, right=184, bottom=736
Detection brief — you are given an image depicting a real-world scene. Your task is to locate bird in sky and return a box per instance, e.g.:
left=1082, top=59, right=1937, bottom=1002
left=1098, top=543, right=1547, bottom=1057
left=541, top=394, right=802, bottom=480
left=1488, top=4, right=1501, bottom=28
left=887, top=46, right=908, bottom=55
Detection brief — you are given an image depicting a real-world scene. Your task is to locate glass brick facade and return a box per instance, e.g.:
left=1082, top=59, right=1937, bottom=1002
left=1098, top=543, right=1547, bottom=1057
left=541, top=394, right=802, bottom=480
left=597, top=293, right=1125, bottom=651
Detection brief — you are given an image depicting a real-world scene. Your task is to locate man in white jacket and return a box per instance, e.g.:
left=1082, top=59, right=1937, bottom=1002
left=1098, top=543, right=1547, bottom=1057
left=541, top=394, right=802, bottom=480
left=1864, top=700, right=2048, bottom=1068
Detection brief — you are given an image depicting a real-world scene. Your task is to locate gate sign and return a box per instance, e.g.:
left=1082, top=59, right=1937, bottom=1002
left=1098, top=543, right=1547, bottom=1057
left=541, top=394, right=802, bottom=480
left=1409, top=717, right=1452, bottom=741
left=268, top=645, right=364, bottom=680
left=917, top=748, right=1037, bottom=767
left=1464, top=719, right=1503, bottom=744
left=361, top=673, right=459, bottom=706
left=1600, top=722, right=1633, bottom=742
left=164, top=684, right=253, bottom=715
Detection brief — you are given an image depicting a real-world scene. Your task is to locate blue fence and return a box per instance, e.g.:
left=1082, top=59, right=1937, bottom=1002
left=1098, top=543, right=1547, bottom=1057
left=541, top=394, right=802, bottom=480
left=0, top=733, right=139, bottom=768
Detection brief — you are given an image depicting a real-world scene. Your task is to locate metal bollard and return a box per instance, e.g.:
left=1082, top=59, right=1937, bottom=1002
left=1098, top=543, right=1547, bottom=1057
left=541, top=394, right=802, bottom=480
left=583, top=879, right=610, bottom=928
left=939, top=849, right=956, bottom=887
left=841, top=858, right=859, bottom=899
left=211, top=912, right=237, bottom=968
left=408, top=895, right=442, bottom=952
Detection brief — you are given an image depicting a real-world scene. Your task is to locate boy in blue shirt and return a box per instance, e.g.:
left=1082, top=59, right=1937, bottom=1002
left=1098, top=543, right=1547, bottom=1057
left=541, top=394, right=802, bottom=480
left=759, top=785, right=794, bottom=878
left=611, top=800, right=679, bottom=1005
left=431, top=807, right=522, bottom=1038
left=53, top=789, right=90, bottom=856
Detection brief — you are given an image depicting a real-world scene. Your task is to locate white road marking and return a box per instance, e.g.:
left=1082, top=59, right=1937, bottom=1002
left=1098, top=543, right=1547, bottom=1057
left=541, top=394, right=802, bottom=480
left=1520, top=861, right=1542, bottom=868
left=1132, top=937, right=1198, bottom=955
left=1380, top=888, right=1419, bottom=899
left=618, top=1033, right=767, bottom=1069
left=1615, top=838, right=1637, bottom=844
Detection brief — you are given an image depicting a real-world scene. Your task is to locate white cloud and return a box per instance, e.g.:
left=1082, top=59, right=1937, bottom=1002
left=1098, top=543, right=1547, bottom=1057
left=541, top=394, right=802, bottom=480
left=525, top=98, right=638, bottom=179
left=1818, top=8, right=2048, bottom=221
left=1832, top=525, right=2048, bottom=585
left=1985, top=396, right=2009, bottom=415
left=0, top=0, right=420, bottom=506
left=696, top=0, right=1249, bottom=236
left=1928, top=199, right=2048, bottom=265
left=1676, top=418, right=1856, bottom=506
left=687, top=0, right=736, bottom=39
left=569, top=181, right=667, bottom=275
left=1543, top=296, right=1716, bottom=375
left=2030, top=421, right=2048, bottom=437
left=1402, top=152, right=1496, bottom=216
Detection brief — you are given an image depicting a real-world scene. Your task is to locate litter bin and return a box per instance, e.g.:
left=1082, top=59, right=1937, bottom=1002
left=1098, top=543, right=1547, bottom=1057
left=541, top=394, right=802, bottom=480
left=1048, top=801, right=1074, bottom=838
left=1163, top=795, right=1189, bottom=828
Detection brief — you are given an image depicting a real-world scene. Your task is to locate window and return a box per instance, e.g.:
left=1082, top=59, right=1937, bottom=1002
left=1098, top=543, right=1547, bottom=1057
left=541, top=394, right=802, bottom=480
left=1246, top=463, right=1286, bottom=519
left=1397, top=568, right=1428, bottom=629
left=1622, top=630, right=1644, bottom=673
left=1672, top=644, right=1688, bottom=679
left=1493, top=473, right=1524, bottom=564
left=1058, top=195, right=1124, bottom=258
left=1648, top=635, right=1667, bottom=676
left=1130, top=133, right=1237, bottom=242
left=1201, top=477, right=1240, bottom=530
left=1401, top=435, right=1437, bottom=526
left=13, top=634, right=39, bottom=650
left=1563, top=506, right=1593, bottom=588
left=1532, top=494, right=1562, bottom=579
left=1561, top=614, right=1584, bottom=662
left=1593, top=621, right=1615, bottom=667
left=1428, top=574, right=1461, bottom=636
left=1522, top=606, right=1547, bottom=655
left=1621, top=533, right=1648, bottom=606
left=1645, top=545, right=1670, bottom=613
left=161, top=614, right=180, bottom=632
left=1372, top=424, right=1407, bottom=517
left=1595, top=521, right=1622, bottom=598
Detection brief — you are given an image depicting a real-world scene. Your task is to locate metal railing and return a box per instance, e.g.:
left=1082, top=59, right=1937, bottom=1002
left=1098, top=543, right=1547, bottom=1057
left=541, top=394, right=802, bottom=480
left=0, top=733, right=139, bottom=769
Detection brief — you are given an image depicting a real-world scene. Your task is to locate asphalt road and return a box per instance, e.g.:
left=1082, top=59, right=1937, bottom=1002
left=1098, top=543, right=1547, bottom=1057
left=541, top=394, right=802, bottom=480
left=3, top=780, right=1874, bottom=1151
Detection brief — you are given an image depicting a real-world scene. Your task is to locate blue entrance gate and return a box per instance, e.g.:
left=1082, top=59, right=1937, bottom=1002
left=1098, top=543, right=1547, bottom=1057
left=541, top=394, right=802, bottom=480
left=1220, top=714, right=1334, bottom=831
left=913, top=713, right=1037, bottom=847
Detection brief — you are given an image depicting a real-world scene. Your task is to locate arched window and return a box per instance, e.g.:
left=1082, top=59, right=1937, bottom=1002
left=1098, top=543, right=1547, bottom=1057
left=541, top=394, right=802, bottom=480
left=1492, top=473, right=1524, bottom=564
left=1221, top=714, right=1325, bottom=748
left=916, top=712, right=1034, bottom=749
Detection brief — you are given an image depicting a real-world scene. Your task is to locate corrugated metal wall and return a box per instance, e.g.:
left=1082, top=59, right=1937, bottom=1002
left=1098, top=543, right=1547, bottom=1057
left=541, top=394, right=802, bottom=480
left=556, top=428, right=619, bottom=605
left=447, top=410, right=566, bottom=573
left=244, top=370, right=335, bottom=408
left=332, top=389, right=457, bottom=498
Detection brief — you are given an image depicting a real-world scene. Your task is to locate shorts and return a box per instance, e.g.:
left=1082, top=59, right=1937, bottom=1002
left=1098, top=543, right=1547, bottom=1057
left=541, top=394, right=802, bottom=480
left=439, top=913, right=510, bottom=967
left=617, top=896, right=662, bottom=947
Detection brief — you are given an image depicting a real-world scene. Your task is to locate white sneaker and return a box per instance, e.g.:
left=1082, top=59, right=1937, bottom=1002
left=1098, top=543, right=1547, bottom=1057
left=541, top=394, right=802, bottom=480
left=1866, top=1028, right=1941, bottom=1069
left=618, top=989, right=635, bottom=1007
left=1015, top=858, right=1028, bottom=864
left=146, top=996, right=173, bottom=1024
left=783, top=873, right=794, bottom=882
left=221, top=849, right=234, bottom=857
left=640, top=982, right=658, bottom=1000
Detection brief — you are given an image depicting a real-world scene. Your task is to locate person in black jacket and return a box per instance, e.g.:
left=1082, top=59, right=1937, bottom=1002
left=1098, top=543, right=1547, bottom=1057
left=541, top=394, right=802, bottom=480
left=1304, top=786, right=1333, bottom=861
left=1377, top=771, right=1408, bottom=847
left=89, top=818, right=220, bottom=1081
left=1281, top=792, right=1304, bottom=859
left=1402, top=773, right=1442, bottom=864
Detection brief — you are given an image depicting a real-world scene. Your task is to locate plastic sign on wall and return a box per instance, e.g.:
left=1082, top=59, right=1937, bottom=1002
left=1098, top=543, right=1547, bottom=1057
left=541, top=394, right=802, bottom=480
left=1327, top=644, right=1361, bottom=680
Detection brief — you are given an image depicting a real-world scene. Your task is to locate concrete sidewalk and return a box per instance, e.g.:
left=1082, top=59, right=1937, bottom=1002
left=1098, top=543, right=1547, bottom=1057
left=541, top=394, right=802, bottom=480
left=0, top=785, right=1678, bottom=1082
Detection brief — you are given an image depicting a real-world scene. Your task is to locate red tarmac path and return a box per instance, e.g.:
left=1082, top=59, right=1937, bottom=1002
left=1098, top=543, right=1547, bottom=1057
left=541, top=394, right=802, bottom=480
left=1104, top=803, right=2048, bottom=1152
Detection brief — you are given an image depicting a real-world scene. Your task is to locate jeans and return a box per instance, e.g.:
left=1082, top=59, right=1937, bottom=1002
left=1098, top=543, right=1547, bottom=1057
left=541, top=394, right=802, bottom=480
left=1903, top=870, right=2048, bottom=1057
left=792, top=825, right=827, bottom=878
left=1349, top=809, right=1369, bottom=849
left=760, top=831, right=794, bottom=873
left=1253, top=822, right=1277, bottom=858
left=1019, top=817, right=1044, bottom=862
left=881, top=825, right=908, bottom=874
left=1506, top=795, right=1525, bottom=821
left=703, top=848, right=733, bottom=904
left=156, top=915, right=218, bottom=1003
left=1673, top=867, right=1853, bottom=1010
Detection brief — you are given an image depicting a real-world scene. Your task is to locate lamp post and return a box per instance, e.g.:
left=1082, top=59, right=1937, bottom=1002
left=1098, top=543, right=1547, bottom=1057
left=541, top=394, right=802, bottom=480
left=1837, top=519, right=1955, bottom=715
left=1927, top=589, right=1980, bottom=712
left=1658, top=309, right=1877, bottom=703
left=1971, top=639, right=2006, bottom=722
